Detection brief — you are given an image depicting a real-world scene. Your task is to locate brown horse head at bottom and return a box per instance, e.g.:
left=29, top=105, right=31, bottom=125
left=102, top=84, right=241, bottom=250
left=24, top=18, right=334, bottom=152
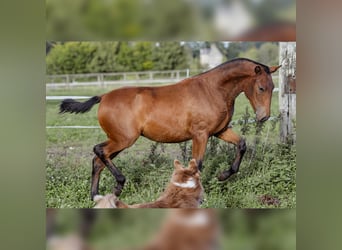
left=93, top=159, right=203, bottom=208
left=142, top=209, right=220, bottom=250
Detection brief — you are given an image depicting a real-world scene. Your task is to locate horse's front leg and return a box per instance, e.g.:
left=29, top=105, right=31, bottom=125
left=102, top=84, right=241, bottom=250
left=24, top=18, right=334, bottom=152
left=192, top=132, right=209, bottom=171
left=215, top=127, right=246, bottom=181
left=91, top=156, right=106, bottom=200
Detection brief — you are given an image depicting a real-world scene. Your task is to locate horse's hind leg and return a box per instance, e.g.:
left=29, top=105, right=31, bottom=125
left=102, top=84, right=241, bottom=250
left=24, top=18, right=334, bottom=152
left=91, top=151, right=122, bottom=199
left=93, top=140, right=129, bottom=198
left=215, top=127, right=246, bottom=181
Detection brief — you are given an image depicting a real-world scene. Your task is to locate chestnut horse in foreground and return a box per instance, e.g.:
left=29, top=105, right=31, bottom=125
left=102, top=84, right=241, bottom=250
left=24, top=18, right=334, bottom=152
left=93, top=159, right=203, bottom=208
left=60, top=58, right=281, bottom=200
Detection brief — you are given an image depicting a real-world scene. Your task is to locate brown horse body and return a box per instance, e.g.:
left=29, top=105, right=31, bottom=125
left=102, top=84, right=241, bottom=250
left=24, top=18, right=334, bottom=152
left=60, top=58, right=280, bottom=200
left=142, top=209, right=219, bottom=250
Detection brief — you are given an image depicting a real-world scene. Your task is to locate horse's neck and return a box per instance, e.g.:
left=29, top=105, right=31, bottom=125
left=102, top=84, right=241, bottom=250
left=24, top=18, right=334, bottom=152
left=204, top=66, right=250, bottom=99
left=214, top=76, right=248, bottom=102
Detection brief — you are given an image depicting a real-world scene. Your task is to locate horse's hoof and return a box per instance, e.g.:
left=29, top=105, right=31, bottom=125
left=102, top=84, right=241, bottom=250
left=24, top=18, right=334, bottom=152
left=217, top=171, right=230, bottom=181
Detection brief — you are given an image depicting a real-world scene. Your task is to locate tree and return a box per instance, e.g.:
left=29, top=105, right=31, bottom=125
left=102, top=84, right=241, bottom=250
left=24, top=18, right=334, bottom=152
left=46, top=42, right=97, bottom=74
left=257, top=42, right=279, bottom=66
left=131, top=42, right=155, bottom=71
left=47, top=0, right=200, bottom=40
left=114, top=42, right=155, bottom=72
left=238, top=46, right=259, bottom=61
left=153, top=42, right=189, bottom=70
left=237, top=42, right=279, bottom=66
left=87, top=42, right=121, bottom=73
left=46, top=41, right=191, bottom=74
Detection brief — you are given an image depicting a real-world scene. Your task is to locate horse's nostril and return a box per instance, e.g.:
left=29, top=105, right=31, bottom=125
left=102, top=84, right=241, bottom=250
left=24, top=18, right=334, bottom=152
left=259, top=116, right=269, bottom=123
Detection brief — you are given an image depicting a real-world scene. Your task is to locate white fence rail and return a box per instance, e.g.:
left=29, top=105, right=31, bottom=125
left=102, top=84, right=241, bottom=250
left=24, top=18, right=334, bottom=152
left=46, top=69, right=194, bottom=88
left=46, top=69, right=279, bottom=89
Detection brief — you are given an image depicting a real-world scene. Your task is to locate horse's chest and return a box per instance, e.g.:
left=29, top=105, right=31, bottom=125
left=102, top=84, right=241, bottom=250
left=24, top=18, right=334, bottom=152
left=212, top=109, right=232, bottom=134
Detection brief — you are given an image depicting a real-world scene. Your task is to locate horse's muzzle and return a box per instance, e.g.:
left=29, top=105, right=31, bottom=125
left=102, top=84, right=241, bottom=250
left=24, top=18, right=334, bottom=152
left=258, top=115, right=270, bottom=123
left=256, top=107, right=269, bottom=122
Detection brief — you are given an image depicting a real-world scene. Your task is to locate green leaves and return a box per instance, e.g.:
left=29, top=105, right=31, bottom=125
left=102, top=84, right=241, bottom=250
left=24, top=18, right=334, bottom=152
left=46, top=42, right=97, bottom=74
left=46, top=41, right=190, bottom=75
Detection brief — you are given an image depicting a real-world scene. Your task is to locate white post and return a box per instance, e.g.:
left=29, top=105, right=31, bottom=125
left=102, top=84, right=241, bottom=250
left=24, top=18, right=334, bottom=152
left=66, top=75, right=70, bottom=89
left=279, top=42, right=296, bottom=144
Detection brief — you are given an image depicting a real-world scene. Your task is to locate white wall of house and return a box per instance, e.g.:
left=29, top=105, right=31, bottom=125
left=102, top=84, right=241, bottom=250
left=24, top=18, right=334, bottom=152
left=200, top=43, right=224, bottom=69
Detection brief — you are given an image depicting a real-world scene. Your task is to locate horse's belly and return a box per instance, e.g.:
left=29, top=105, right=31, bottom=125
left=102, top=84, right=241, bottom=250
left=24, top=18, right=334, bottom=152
left=141, top=122, right=192, bottom=143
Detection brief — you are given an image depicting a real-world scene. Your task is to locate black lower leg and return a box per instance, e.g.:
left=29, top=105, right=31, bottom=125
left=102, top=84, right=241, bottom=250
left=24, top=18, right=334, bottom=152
left=196, top=159, right=203, bottom=171
left=218, top=139, right=246, bottom=181
left=91, top=156, right=104, bottom=200
left=112, top=174, right=126, bottom=196
left=93, top=143, right=126, bottom=196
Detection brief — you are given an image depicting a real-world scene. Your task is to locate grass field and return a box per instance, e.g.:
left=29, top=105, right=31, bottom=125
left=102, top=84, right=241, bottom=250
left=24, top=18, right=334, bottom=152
left=46, top=83, right=296, bottom=208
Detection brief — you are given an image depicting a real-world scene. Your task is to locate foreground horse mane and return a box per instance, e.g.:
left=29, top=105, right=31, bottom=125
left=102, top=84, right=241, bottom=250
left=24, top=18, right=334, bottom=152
left=194, top=58, right=271, bottom=77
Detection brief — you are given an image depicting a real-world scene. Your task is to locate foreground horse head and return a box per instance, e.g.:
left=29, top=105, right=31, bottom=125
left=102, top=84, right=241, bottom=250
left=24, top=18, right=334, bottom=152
left=60, top=58, right=280, bottom=200
left=171, top=159, right=202, bottom=190
left=93, top=159, right=203, bottom=208
left=144, top=209, right=219, bottom=250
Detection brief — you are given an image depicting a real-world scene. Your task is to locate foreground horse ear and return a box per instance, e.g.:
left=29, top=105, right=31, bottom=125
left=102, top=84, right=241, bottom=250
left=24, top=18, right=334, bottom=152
left=188, top=159, right=198, bottom=172
left=269, top=65, right=282, bottom=73
left=254, top=65, right=262, bottom=75
left=174, top=159, right=183, bottom=170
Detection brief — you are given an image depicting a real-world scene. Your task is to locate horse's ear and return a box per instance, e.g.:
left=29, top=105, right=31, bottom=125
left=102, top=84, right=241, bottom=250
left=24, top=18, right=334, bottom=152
left=174, top=159, right=183, bottom=170
left=269, top=65, right=281, bottom=73
left=188, top=159, right=198, bottom=172
left=254, top=65, right=262, bottom=75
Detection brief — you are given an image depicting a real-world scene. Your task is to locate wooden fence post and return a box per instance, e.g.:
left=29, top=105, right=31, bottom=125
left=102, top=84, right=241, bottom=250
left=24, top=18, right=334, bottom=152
left=279, top=42, right=296, bottom=144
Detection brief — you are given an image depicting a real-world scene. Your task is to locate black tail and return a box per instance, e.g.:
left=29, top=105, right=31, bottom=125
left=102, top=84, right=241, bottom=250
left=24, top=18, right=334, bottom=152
left=59, top=96, right=101, bottom=114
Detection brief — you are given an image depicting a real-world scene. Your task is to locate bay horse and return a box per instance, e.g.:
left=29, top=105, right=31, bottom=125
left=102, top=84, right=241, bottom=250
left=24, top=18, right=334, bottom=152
left=60, top=58, right=281, bottom=200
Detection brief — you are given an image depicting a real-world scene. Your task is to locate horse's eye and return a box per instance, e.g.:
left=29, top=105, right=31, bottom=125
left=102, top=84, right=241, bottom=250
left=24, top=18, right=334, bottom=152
left=259, top=86, right=265, bottom=92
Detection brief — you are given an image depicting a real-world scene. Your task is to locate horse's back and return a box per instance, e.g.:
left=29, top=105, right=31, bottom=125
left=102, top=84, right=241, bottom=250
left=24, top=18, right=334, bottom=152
left=101, top=84, right=186, bottom=105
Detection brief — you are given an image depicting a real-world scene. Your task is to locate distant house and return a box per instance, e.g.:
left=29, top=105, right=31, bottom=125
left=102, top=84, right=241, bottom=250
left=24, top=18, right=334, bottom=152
left=200, top=43, right=224, bottom=69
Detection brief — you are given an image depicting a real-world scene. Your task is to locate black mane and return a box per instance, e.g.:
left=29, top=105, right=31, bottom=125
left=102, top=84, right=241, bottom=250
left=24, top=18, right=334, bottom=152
left=195, top=58, right=270, bottom=77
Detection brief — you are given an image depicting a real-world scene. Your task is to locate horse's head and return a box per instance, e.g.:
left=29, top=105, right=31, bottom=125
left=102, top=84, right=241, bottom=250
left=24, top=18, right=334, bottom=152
left=244, top=64, right=281, bottom=122
left=171, top=159, right=202, bottom=189
left=171, top=159, right=204, bottom=205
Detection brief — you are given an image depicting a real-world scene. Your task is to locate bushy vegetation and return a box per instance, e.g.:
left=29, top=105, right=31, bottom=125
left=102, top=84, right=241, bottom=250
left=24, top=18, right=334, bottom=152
left=46, top=0, right=202, bottom=40
left=46, top=41, right=190, bottom=75
left=218, top=42, right=279, bottom=66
